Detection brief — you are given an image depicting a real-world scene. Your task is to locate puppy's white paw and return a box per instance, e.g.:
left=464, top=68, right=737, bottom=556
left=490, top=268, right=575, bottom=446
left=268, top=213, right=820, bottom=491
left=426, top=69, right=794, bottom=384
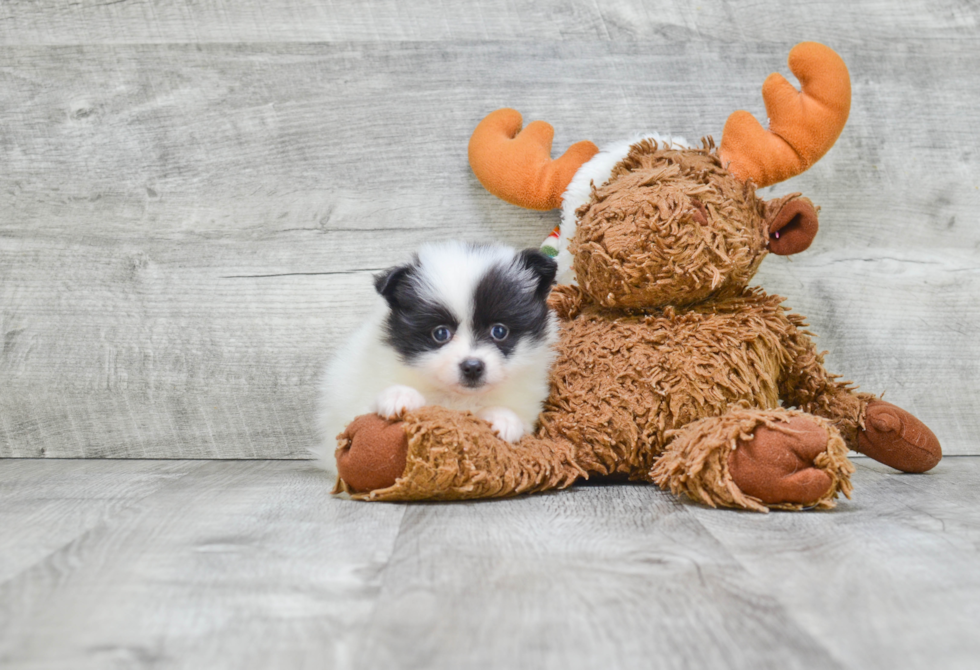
left=477, top=406, right=527, bottom=443
left=373, top=385, right=426, bottom=419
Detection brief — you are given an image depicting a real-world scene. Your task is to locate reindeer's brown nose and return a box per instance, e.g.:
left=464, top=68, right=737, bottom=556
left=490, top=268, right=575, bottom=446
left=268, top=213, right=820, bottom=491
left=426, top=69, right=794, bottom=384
left=689, top=198, right=709, bottom=225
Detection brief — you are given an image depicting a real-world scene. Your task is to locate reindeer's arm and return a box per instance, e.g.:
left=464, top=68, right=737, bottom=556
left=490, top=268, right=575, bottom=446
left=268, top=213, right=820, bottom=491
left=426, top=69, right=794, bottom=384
left=777, top=312, right=941, bottom=472
left=778, top=313, right=873, bottom=448
left=334, top=407, right=585, bottom=501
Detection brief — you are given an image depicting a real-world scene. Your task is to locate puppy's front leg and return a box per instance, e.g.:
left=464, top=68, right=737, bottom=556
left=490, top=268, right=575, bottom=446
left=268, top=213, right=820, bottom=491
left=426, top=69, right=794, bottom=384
left=373, top=385, right=426, bottom=419
left=476, top=406, right=526, bottom=443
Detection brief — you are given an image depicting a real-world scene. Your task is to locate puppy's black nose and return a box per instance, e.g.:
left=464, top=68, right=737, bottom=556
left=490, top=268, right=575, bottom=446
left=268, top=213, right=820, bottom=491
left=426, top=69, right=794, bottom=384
left=459, top=358, right=485, bottom=382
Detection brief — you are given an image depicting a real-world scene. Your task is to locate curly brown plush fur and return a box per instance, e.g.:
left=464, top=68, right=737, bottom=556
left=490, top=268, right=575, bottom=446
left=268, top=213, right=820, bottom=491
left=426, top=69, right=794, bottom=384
left=340, top=406, right=584, bottom=502
left=573, top=141, right=768, bottom=309
left=540, top=284, right=816, bottom=476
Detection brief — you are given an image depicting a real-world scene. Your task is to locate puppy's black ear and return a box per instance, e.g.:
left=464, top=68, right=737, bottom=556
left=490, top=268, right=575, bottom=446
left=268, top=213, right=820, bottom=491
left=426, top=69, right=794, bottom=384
left=517, top=248, right=558, bottom=300
left=374, top=264, right=413, bottom=308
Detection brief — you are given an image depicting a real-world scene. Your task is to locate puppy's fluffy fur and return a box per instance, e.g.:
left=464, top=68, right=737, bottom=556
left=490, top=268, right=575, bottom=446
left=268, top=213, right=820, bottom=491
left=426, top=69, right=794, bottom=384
left=315, top=241, right=558, bottom=475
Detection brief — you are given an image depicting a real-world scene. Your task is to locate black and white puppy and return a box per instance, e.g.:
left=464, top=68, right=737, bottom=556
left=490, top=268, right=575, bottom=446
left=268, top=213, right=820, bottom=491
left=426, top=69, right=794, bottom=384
left=316, top=241, right=558, bottom=469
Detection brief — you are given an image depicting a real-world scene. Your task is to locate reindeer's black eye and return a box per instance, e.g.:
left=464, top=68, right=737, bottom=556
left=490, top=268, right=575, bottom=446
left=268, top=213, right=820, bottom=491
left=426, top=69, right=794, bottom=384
left=490, top=324, right=509, bottom=341
left=432, top=326, right=453, bottom=344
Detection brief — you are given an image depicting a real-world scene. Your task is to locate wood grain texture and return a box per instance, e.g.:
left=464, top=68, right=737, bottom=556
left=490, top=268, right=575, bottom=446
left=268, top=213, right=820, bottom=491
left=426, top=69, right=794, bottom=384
left=358, top=486, right=840, bottom=670
left=0, top=459, right=202, bottom=584
left=691, top=458, right=980, bottom=670
left=0, top=1, right=977, bottom=44
left=0, top=460, right=407, bottom=670
left=1, top=34, right=977, bottom=457
left=2, top=458, right=979, bottom=669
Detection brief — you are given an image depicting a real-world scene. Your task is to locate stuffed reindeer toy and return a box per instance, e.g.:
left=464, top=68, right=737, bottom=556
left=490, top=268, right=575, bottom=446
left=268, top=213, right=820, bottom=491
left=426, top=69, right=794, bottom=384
left=331, top=42, right=941, bottom=511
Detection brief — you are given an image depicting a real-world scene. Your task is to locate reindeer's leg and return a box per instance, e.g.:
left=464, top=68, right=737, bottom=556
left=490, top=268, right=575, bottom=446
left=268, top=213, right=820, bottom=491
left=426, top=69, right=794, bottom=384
left=333, top=406, right=585, bottom=501
left=651, top=408, right=854, bottom=512
left=780, top=317, right=941, bottom=473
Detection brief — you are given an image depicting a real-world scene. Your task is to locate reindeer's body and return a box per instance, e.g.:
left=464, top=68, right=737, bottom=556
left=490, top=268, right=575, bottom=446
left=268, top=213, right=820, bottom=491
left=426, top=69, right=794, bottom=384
left=333, top=43, right=941, bottom=511
left=542, top=288, right=805, bottom=476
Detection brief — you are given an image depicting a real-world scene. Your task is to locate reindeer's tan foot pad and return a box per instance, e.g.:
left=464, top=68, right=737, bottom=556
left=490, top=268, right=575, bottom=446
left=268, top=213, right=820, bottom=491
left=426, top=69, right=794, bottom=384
left=335, top=414, right=408, bottom=493
left=856, top=400, right=941, bottom=473
left=729, top=416, right=836, bottom=505
left=653, top=409, right=853, bottom=512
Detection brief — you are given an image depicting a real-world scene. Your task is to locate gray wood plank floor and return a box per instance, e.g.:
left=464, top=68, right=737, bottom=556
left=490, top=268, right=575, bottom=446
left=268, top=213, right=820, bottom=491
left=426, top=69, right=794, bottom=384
left=1, top=457, right=978, bottom=670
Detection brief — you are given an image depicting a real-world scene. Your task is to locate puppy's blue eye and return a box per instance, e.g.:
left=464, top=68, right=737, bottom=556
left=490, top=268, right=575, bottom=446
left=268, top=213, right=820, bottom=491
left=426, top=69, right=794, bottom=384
left=490, top=324, right=509, bottom=341
left=432, top=326, right=453, bottom=343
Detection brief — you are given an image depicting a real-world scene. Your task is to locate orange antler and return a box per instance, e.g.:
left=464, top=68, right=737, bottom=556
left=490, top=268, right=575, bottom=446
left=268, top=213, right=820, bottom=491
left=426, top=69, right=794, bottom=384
left=719, top=42, right=851, bottom=188
left=468, top=109, right=599, bottom=211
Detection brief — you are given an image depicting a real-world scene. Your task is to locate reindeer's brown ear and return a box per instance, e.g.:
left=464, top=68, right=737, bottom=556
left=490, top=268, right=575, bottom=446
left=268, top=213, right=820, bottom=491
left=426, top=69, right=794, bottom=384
left=767, top=195, right=819, bottom=255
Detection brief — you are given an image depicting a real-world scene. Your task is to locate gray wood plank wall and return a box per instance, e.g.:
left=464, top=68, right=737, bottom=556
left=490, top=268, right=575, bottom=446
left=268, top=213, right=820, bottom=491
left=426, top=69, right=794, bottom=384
left=1, top=2, right=977, bottom=457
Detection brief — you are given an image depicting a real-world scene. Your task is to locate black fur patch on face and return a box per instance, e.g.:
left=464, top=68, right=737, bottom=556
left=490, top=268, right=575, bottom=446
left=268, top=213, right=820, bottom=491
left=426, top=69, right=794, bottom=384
left=472, top=250, right=556, bottom=357
left=375, top=262, right=458, bottom=362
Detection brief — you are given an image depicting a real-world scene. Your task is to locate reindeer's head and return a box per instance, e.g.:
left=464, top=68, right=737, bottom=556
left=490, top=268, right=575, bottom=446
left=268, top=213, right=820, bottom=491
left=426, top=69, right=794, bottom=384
left=468, top=42, right=850, bottom=310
